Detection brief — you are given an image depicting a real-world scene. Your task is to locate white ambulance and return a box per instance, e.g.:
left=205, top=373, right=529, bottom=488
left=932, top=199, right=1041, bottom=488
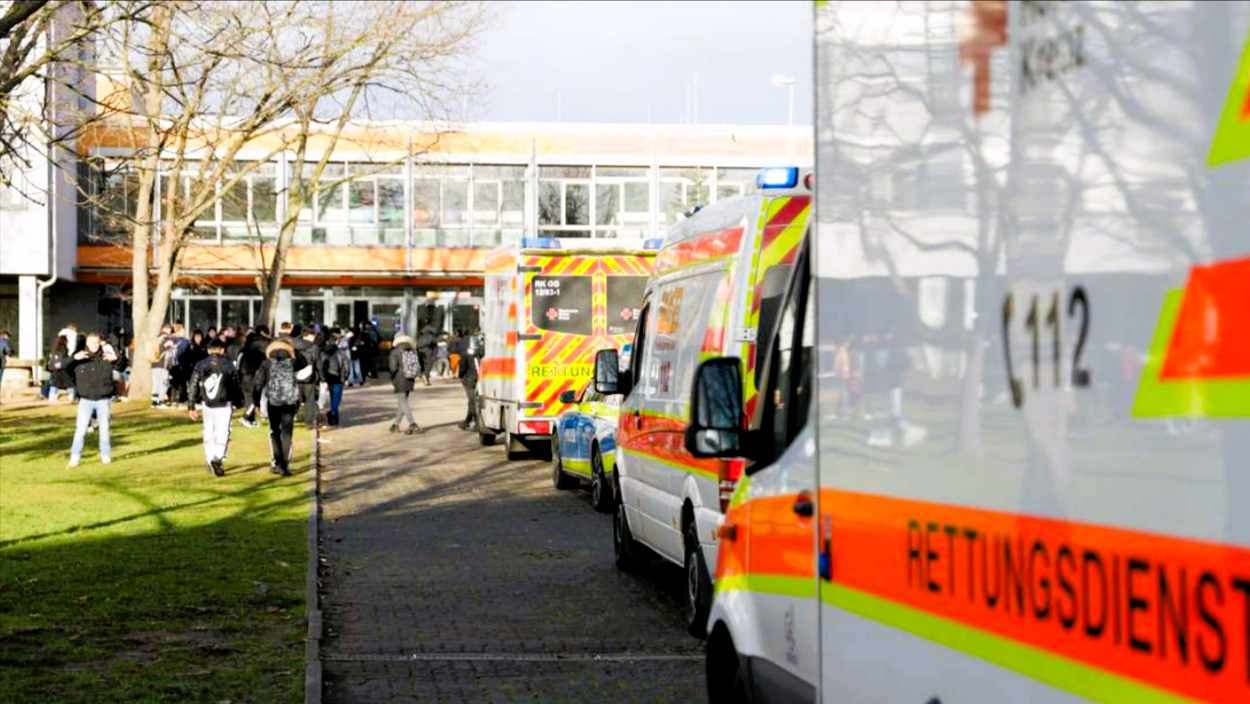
left=479, top=238, right=656, bottom=459
left=695, top=1, right=1250, bottom=702
left=592, top=168, right=813, bottom=637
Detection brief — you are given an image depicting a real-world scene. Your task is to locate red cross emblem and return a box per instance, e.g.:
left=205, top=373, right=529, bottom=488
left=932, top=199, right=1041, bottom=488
left=546, top=308, right=559, bottom=321
left=620, top=307, right=634, bottom=321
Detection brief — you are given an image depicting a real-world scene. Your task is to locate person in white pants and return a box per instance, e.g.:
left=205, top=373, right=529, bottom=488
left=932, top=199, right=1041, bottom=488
left=187, top=338, right=245, bottom=477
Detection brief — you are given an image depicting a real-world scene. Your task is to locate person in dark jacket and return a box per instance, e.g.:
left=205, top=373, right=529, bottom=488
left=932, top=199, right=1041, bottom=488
left=320, top=329, right=350, bottom=426
left=187, top=338, right=245, bottom=477
left=387, top=334, right=422, bottom=434
left=417, top=324, right=438, bottom=386
left=292, top=328, right=321, bottom=428
left=451, top=328, right=482, bottom=431
left=238, top=325, right=271, bottom=427
left=67, top=332, right=119, bottom=467
left=47, top=334, right=75, bottom=403
left=252, top=339, right=306, bottom=476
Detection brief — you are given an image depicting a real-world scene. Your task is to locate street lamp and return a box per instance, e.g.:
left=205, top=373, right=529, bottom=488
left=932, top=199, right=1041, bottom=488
left=770, top=73, right=796, bottom=128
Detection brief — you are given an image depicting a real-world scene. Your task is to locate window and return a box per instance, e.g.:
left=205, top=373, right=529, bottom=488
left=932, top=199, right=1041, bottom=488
left=659, top=167, right=711, bottom=224
left=189, top=299, right=217, bottom=334
left=606, top=276, right=649, bottom=336
left=715, top=167, right=758, bottom=202
left=629, top=303, right=650, bottom=393
left=538, top=166, right=592, bottom=237
left=222, top=162, right=278, bottom=240
left=412, top=164, right=471, bottom=247
left=531, top=275, right=592, bottom=336
left=222, top=299, right=251, bottom=328
left=757, top=252, right=813, bottom=462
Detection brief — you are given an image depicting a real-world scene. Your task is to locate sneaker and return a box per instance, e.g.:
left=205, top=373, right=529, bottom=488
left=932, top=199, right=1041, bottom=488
left=68, top=457, right=80, bottom=468
left=389, top=423, right=399, bottom=433
left=405, top=424, right=422, bottom=435
left=269, top=460, right=281, bottom=475
left=211, top=458, right=225, bottom=477
left=240, top=416, right=258, bottom=429
left=101, top=456, right=111, bottom=465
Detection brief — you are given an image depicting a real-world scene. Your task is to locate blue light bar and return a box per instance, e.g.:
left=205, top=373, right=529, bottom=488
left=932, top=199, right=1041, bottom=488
left=643, top=238, right=664, bottom=250
left=756, top=167, right=799, bottom=189
left=520, top=238, right=562, bottom=249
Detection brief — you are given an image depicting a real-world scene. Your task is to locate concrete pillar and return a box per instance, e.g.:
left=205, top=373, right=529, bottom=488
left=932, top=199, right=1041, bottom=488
left=277, top=289, right=293, bottom=328
left=18, top=275, right=37, bottom=359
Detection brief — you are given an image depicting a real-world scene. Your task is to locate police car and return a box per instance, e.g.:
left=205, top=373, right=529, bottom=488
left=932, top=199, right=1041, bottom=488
left=551, top=381, right=622, bottom=512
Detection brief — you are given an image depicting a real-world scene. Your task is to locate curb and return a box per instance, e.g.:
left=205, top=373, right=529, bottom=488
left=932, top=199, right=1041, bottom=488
left=305, top=423, right=323, bottom=704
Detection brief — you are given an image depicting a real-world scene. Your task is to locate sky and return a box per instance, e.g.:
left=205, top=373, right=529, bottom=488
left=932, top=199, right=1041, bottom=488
left=470, top=0, right=814, bottom=126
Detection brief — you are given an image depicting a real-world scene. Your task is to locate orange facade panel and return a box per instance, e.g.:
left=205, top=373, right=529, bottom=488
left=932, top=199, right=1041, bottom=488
left=77, top=245, right=488, bottom=274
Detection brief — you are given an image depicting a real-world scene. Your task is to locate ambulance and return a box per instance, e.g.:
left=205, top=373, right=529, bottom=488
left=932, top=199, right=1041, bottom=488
left=695, top=1, right=1250, bottom=702
left=592, top=168, right=814, bottom=637
left=479, top=238, right=657, bottom=459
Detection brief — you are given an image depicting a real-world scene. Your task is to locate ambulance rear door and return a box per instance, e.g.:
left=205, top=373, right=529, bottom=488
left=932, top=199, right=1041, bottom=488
left=815, top=2, right=1250, bottom=703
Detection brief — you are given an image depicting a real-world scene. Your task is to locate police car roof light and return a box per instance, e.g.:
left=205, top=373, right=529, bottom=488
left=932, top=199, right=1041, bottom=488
left=757, top=166, right=799, bottom=189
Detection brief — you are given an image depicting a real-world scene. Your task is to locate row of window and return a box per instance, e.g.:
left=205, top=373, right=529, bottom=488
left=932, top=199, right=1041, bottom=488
left=79, top=161, right=762, bottom=247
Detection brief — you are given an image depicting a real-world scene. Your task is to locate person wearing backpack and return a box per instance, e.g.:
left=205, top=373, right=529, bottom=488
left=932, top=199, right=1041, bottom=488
left=251, top=338, right=306, bottom=476
left=187, top=338, right=245, bottom=477
left=387, top=334, right=423, bottom=435
left=321, top=329, right=350, bottom=427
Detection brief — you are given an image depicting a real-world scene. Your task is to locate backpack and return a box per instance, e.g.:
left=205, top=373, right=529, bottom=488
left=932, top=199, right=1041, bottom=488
left=324, top=347, right=344, bottom=379
left=401, top=348, right=420, bottom=380
left=266, top=358, right=300, bottom=406
left=201, top=362, right=229, bottom=405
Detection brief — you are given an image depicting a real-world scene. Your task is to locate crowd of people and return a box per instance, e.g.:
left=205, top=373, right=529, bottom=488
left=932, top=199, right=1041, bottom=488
left=37, top=317, right=483, bottom=477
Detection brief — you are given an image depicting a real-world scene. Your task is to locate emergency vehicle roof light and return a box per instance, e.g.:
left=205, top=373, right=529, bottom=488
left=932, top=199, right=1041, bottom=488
left=757, top=166, right=799, bottom=189
left=643, top=238, right=663, bottom=250
left=520, top=237, right=562, bottom=249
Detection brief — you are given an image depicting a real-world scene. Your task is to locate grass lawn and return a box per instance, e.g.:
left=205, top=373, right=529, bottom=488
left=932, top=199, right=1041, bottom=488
left=0, top=400, right=312, bottom=704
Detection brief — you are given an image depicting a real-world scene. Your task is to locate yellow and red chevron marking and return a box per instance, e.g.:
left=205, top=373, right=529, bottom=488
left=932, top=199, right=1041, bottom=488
left=742, top=196, right=811, bottom=417
left=700, top=273, right=735, bottom=359
left=655, top=227, right=744, bottom=277
left=1133, top=256, right=1250, bottom=417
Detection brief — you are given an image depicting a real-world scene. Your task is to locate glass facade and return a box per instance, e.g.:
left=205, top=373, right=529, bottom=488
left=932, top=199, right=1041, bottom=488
left=83, top=159, right=765, bottom=248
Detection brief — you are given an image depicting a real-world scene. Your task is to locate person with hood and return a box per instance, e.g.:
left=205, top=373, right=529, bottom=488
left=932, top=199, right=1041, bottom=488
left=417, top=323, right=438, bottom=386
left=187, top=337, right=245, bottom=476
left=67, top=332, right=119, bottom=467
left=387, top=333, right=423, bottom=434
left=292, top=327, right=321, bottom=428
left=238, top=324, right=270, bottom=427
left=57, top=323, right=81, bottom=357
left=251, top=338, right=306, bottom=476
left=320, top=328, right=350, bottom=426
left=451, top=328, right=483, bottom=431
left=46, top=334, right=75, bottom=403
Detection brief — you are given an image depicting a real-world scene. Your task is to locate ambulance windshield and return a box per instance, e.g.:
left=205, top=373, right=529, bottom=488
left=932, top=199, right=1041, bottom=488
left=606, top=276, right=649, bottom=336
left=531, top=275, right=592, bottom=336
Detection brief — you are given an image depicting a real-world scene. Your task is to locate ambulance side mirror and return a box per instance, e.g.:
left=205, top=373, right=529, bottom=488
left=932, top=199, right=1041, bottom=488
left=559, top=390, right=578, bottom=404
left=686, top=357, right=749, bottom=459
left=594, top=348, right=631, bottom=396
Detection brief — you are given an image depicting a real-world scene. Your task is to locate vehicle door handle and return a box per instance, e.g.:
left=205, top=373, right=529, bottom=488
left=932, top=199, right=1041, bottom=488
left=793, top=492, right=813, bottom=517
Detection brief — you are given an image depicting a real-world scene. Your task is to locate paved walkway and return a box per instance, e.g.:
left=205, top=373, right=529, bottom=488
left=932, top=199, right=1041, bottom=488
left=318, top=379, right=706, bottom=703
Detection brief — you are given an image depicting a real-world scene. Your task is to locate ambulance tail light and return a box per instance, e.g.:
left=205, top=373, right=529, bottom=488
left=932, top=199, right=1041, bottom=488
left=519, top=421, right=552, bottom=435
left=757, top=166, right=799, bottom=189
left=718, top=459, right=745, bottom=513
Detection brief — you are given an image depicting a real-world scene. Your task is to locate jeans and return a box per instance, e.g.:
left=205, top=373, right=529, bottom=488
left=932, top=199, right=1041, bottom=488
left=200, top=404, right=233, bottom=462
left=395, top=390, right=415, bottom=429
left=268, top=404, right=297, bottom=472
left=461, top=376, right=478, bottom=426
left=348, top=360, right=363, bottom=386
left=299, top=383, right=318, bottom=427
left=48, top=386, right=76, bottom=402
left=329, top=384, right=343, bottom=417
left=71, top=398, right=112, bottom=461
left=151, top=367, right=170, bottom=402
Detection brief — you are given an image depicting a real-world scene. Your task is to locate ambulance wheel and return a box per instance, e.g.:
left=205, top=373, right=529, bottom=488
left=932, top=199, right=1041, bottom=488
left=505, top=431, right=525, bottom=460
left=706, top=625, right=750, bottom=704
left=613, top=499, right=643, bottom=572
left=590, top=448, right=612, bottom=513
left=684, top=522, right=712, bottom=639
left=551, top=435, right=577, bottom=490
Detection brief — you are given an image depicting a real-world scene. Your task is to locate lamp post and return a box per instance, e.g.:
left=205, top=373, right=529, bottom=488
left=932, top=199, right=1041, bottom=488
left=770, top=74, right=796, bottom=157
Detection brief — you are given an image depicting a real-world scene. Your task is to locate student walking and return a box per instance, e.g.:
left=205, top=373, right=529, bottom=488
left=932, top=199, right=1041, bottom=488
left=47, top=334, right=75, bottom=403
left=346, top=330, right=365, bottom=387
left=417, top=324, right=438, bottom=386
left=321, top=329, right=349, bottom=426
left=187, top=338, right=244, bottom=477
left=252, top=339, right=305, bottom=476
left=388, top=334, right=423, bottom=434
left=67, top=333, right=119, bottom=467
left=292, top=328, right=321, bottom=429
left=238, top=325, right=270, bottom=427
left=452, top=329, right=482, bottom=431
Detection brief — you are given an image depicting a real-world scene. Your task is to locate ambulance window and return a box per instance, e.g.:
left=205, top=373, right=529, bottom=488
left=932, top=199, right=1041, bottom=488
left=629, top=303, right=650, bottom=391
left=758, top=258, right=811, bottom=463
left=606, top=276, right=649, bottom=336
left=756, top=263, right=795, bottom=383
left=531, top=275, right=592, bottom=336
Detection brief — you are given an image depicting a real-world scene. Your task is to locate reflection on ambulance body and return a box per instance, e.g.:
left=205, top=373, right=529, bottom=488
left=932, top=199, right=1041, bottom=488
left=813, top=1, right=1250, bottom=703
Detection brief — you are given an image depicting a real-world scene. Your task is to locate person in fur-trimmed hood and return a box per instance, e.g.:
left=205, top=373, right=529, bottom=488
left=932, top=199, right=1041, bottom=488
left=250, top=338, right=307, bottom=476
left=387, top=334, right=423, bottom=434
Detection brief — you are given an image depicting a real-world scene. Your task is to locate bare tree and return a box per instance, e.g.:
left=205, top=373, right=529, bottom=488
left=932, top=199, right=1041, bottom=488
left=253, top=0, right=489, bottom=328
